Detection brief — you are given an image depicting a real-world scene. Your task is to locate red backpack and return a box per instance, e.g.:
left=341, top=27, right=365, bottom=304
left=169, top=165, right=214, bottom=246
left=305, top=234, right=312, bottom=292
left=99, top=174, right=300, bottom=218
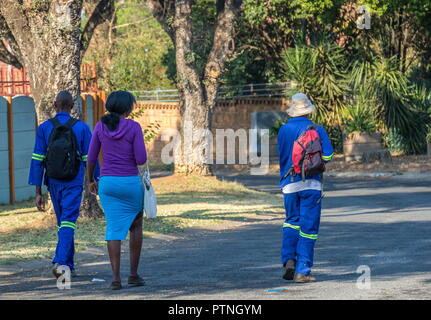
left=285, top=125, right=326, bottom=181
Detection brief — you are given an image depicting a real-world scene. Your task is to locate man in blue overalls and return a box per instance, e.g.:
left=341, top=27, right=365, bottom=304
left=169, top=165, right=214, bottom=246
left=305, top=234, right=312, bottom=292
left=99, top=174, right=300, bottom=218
left=278, top=93, right=334, bottom=283
left=28, top=91, right=94, bottom=278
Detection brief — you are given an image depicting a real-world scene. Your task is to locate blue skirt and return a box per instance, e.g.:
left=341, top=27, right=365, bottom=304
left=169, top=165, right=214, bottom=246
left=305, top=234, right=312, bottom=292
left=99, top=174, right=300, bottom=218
left=98, top=176, right=143, bottom=241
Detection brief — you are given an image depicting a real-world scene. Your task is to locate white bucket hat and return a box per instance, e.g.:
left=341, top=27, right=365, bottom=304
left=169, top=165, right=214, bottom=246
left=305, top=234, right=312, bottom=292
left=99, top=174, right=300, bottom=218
left=286, top=93, right=316, bottom=117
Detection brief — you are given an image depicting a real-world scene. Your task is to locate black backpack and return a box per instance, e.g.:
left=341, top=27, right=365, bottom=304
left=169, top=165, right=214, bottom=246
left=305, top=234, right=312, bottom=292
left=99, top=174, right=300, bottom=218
left=45, top=117, right=81, bottom=181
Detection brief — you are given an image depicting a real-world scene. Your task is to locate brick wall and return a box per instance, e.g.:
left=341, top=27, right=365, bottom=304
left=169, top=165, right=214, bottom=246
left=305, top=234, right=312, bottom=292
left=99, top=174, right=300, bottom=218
left=135, top=98, right=289, bottom=164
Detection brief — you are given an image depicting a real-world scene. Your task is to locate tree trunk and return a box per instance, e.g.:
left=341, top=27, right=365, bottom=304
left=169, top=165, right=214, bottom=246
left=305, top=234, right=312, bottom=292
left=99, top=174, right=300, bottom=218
left=0, top=1, right=103, bottom=218
left=171, top=0, right=213, bottom=175
left=80, top=175, right=103, bottom=219
left=174, top=93, right=214, bottom=176
left=0, top=2, right=82, bottom=120
left=156, top=0, right=241, bottom=176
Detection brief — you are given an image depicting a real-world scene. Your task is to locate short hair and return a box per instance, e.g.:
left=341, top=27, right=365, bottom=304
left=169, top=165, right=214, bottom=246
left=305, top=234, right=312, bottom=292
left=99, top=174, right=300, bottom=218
left=55, top=91, right=74, bottom=110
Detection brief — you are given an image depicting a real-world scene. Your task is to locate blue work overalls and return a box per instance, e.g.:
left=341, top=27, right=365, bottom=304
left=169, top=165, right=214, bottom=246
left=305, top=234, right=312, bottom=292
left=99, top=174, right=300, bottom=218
left=28, top=112, right=93, bottom=271
left=277, top=117, right=334, bottom=275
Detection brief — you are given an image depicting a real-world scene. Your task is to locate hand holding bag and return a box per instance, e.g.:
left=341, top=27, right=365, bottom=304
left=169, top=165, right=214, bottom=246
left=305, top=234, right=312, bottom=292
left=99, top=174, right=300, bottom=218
left=141, top=163, right=157, bottom=219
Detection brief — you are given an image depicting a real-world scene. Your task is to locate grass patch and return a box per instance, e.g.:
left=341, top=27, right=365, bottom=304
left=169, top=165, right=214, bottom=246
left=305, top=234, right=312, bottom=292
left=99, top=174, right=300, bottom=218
left=0, top=175, right=282, bottom=264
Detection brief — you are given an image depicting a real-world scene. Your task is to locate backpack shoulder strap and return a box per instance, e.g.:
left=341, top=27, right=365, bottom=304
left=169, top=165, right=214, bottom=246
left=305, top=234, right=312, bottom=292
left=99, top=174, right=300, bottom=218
left=49, top=117, right=62, bottom=128
left=306, top=123, right=318, bottom=131
left=65, top=117, right=79, bottom=129
left=296, top=125, right=312, bottom=142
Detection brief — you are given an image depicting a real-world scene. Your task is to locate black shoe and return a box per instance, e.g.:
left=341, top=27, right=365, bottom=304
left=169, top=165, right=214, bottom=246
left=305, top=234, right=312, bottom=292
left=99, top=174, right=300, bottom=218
left=128, top=275, right=145, bottom=287
left=282, top=259, right=296, bottom=280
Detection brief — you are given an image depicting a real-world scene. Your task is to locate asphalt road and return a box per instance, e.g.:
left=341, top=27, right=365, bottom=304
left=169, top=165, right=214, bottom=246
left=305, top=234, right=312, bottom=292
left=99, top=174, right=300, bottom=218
left=1, top=174, right=431, bottom=300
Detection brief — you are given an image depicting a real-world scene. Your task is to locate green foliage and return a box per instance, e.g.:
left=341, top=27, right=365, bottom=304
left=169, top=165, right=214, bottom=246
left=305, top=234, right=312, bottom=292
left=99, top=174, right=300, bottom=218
left=223, top=0, right=346, bottom=83
left=110, top=1, right=175, bottom=91
left=282, top=38, right=348, bottom=127
left=350, top=56, right=431, bottom=153
left=78, top=0, right=431, bottom=156
left=190, top=0, right=217, bottom=72
left=343, top=101, right=377, bottom=136
left=84, top=0, right=175, bottom=91
left=161, top=0, right=227, bottom=84
left=240, top=0, right=431, bottom=154
left=282, top=37, right=431, bottom=154
left=222, top=50, right=268, bottom=87
left=269, top=119, right=286, bottom=137
left=243, top=0, right=336, bottom=28
left=384, top=128, right=408, bottom=153
left=408, top=82, right=431, bottom=143
left=326, top=126, right=344, bottom=154
left=347, top=55, right=431, bottom=154
left=142, top=123, right=161, bottom=143
left=367, top=57, right=429, bottom=154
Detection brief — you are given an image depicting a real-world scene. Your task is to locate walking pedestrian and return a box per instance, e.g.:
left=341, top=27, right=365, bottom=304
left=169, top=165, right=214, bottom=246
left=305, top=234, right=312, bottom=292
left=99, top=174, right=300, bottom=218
left=86, top=91, right=147, bottom=290
left=28, top=90, right=96, bottom=278
left=278, top=93, right=334, bottom=283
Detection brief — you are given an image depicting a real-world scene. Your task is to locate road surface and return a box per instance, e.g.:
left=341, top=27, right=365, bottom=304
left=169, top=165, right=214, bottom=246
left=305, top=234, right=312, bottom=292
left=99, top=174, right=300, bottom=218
left=1, top=174, right=430, bottom=300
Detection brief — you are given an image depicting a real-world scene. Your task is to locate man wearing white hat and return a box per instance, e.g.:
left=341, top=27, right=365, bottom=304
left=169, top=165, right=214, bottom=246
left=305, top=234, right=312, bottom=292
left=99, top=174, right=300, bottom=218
left=278, top=93, right=334, bottom=283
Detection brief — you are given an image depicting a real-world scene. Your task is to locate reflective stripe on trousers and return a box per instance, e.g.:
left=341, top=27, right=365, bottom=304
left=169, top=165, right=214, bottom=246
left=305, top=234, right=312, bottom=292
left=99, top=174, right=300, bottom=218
left=281, top=189, right=321, bottom=275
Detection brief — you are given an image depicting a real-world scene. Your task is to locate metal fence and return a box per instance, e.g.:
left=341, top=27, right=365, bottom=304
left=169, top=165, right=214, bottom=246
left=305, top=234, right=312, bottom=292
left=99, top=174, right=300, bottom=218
left=131, top=82, right=295, bottom=102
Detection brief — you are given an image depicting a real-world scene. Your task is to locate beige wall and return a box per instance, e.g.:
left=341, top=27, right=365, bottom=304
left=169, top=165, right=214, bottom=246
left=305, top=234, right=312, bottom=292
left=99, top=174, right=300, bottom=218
left=136, top=98, right=289, bottom=164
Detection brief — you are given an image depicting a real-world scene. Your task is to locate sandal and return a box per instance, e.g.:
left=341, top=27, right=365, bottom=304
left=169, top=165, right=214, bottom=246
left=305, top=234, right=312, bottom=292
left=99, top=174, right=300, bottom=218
left=109, top=281, right=122, bottom=290
left=128, top=275, right=145, bottom=287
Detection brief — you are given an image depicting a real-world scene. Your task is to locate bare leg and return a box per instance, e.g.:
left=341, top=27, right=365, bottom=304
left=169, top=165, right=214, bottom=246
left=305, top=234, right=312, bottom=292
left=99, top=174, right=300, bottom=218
left=107, top=240, right=121, bottom=282
left=129, top=213, right=143, bottom=277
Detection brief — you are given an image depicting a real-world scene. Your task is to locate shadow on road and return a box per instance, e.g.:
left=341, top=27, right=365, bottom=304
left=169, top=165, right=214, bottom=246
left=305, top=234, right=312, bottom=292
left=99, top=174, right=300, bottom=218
left=323, top=191, right=431, bottom=215
left=1, top=216, right=430, bottom=299
left=1, top=174, right=430, bottom=299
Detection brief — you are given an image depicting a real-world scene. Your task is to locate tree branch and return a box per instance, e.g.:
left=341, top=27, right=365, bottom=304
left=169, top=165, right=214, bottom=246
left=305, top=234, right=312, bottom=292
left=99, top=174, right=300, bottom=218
left=0, top=41, right=22, bottom=68
left=147, top=0, right=242, bottom=106
left=173, top=0, right=203, bottom=97
left=0, top=13, right=23, bottom=68
left=112, top=17, right=152, bottom=30
left=145, top=0, right=175, bottom=42
left=80, top=0, right=115, bottom=58
left=203, top=0, right=242, bottom=101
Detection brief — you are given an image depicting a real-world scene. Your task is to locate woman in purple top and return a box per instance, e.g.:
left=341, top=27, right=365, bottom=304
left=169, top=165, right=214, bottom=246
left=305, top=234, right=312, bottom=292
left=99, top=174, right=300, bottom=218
left=87, top=91, right=147, bottom=290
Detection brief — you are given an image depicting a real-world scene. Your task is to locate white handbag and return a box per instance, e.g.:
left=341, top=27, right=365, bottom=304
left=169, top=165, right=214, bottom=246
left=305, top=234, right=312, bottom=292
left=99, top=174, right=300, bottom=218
left=141, top=163, right=157, bottom=219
